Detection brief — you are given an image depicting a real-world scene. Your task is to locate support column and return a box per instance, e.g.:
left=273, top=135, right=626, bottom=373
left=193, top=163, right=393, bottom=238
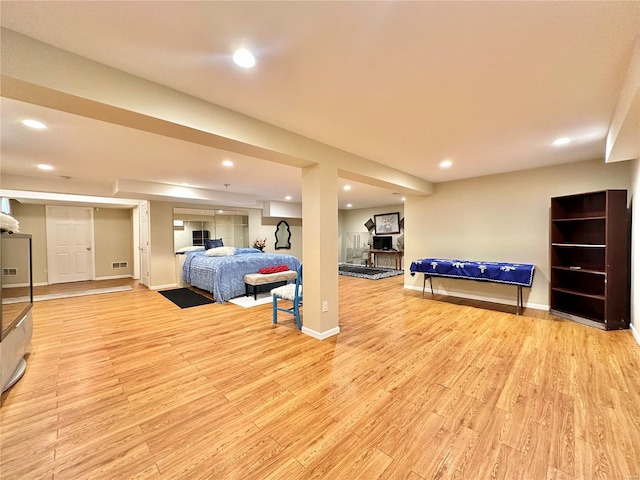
left=301, top=163, right=339, bottom=339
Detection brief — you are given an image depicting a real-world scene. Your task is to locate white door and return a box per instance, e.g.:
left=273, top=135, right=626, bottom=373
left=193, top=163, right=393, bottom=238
left=46, top=206, right=94, bottom=284
left=139, top=201, right=150, bottom=287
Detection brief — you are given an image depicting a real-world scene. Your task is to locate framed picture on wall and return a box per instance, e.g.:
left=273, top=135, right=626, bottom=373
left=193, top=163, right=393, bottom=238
left=374, top=212, right=401, bottom=235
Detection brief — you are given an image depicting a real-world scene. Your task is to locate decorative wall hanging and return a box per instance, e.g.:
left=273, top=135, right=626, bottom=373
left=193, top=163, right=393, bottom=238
left=374, top=212, right=400, bottom=235
left=275, top=220, right=291, bottom=249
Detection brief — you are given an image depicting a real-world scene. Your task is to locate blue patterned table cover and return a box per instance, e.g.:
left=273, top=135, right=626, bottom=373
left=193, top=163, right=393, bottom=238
left=410, top=258, right=535, bottom=287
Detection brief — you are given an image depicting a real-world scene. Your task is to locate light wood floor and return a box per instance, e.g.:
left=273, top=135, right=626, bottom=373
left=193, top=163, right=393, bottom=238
left=1, top=275, right=639, bottom=479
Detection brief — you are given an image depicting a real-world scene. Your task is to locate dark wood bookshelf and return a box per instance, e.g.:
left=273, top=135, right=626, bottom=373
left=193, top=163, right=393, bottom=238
left=549, top=190, right=629, bottom=330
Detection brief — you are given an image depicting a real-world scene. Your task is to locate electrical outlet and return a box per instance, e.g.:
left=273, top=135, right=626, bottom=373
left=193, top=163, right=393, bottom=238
left=322, top=300, right=328, bottom=312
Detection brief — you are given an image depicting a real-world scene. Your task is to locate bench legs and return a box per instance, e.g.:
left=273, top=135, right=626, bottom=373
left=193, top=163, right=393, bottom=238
left=245, top=283, right=259, bottom=300
left=421, top=273, right=525, bottom=315
left=245, top=281, right=288, bottom=301
left=421, top=275, right=434, bottom=298
left=244, top=283, right=260, bottom=300
left=516, top=286, right=523, bottom=316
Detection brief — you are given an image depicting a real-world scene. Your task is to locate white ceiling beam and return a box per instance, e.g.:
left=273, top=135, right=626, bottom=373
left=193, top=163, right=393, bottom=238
left=1, top=28, right=433, bottom=197
left=606, top=34, right=640, bottom=163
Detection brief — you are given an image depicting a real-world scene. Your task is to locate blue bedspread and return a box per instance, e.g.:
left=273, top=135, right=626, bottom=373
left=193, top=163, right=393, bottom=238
left=183, top=250, right=301, bottom=303
left=410, top=258, right=535, bottom=287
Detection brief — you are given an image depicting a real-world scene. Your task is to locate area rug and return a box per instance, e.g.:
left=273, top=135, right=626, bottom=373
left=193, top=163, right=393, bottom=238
left=338, top=263, right=404, bottom=280
left=2, top=285, right=133, bottom=304
left=159, top=288, right=213, bottom=308
left=228, top=292, right=273, bottom=308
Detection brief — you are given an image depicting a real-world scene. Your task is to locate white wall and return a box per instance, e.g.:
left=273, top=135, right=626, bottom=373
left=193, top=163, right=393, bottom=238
left=631, top=159, right=640, bottom=345
left=9, top=201, right=134, bottom=285
left=339, top=205, right=405, bottom=265
left=9, top=202, right=48, bottom=285
left=149, top=201, right=175, bottom=289
left=405, top=159, right=632, bottom=310
left=248, top=210, right=302, bottom=260
left=94, top=208, right=133, bottom=278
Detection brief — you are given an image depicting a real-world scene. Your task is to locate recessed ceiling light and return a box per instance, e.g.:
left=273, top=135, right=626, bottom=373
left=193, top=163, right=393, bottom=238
left=37, top=164, right=54, bottom=171
left=552, top=137, right=571, bottom=146
left=343, top=185, right=351, bottom=191
left=233, top=48, right=255, bottom=68
left=440, top=160, right=452, bottom=168
left=346, top=203, right=353, bottom=208
left=23, top=119, right=47, bottom=129
left=401, top=197, right=406, bottom=201
left=218, top=210, right=224, bottom=214
left=285, top=196, right=292, bottom=200
left=222, top=160, right=234, bottom=167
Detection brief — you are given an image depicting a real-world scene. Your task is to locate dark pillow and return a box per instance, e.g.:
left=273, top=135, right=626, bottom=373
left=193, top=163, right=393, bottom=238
left=204, top=238, right=224, bottom=249
left=364, top=218, right=375, bottom=231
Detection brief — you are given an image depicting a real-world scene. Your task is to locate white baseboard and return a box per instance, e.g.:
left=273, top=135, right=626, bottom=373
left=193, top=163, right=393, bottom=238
left=2, top=282, right=30, bottom=288
left=6, top=277, right=133, bottom=288
left=95, top=274, right=133, bottom=281
left=403, top=284, right=548, bottom=312
left=2, top=281, right=49, bottom=288
left=149, top=283, right=178, bottom=291
left=631, top=323, right=640, bottom=348
left=302, top=326, right=340, bottom=340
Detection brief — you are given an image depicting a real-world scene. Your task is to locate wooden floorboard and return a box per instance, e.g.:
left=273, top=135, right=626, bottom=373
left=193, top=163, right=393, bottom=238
left=1, top=275, right=639, bottom=479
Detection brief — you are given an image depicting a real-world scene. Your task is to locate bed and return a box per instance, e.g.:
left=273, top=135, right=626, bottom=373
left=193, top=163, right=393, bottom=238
left=182, top=248, right=301, bottom=303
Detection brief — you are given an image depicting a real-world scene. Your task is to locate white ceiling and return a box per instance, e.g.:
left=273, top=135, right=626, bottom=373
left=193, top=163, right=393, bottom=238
left=1, top=1, right=639, bottom=209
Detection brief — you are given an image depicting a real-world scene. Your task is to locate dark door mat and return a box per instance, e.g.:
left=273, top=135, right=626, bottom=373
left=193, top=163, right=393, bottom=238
left=159, top=288, right=214, bottom=308
left=338, top=264, right=404, bottom=280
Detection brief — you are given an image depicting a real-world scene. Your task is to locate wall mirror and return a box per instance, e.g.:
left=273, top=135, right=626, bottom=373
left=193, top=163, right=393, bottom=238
left=173, top=207, right=249, bottom=252
left=274, top=220, right=291, bottom=250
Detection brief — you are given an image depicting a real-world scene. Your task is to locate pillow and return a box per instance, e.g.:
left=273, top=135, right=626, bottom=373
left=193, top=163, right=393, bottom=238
left=364, top=218, right=375, bottom=232
left=259, top=264, right=290, bottom=274
left=235, top=248, right=262, bottom=255
left=204, top=246, right=236, bottom=257
left=204, top=238, right=224, bottom=249
left=177, top=245, right=205, bottom=253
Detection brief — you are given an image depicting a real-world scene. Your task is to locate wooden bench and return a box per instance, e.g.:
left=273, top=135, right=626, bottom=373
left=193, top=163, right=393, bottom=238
left=243, top=270, right=297, bottom=300
left=410, top=258, right=535, bottom=315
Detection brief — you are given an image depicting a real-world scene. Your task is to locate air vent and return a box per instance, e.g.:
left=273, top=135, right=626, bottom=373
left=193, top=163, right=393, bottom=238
left=112, top=262, right=129, bottom=269
left=2, top=268, right=17, bottom=276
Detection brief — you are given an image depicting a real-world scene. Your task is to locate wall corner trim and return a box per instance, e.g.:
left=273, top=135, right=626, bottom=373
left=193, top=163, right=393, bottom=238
left=301, top=326, right=340, bottom=340
left=631, top=323, right=640, bottom=348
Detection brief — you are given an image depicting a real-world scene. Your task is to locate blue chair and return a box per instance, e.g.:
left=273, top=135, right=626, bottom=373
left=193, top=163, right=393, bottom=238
left=271, top=264, right=302, bottom=329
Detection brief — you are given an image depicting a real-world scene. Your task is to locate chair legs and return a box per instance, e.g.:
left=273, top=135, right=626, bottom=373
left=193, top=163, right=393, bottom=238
left=293, top=301, right=301, bottom=330
left=272, top=295, right=302, bottom=330
left=272, top=296, right=278, bottom=325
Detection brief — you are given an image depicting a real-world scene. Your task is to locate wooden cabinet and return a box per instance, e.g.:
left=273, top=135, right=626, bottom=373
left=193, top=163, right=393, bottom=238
left=550, top=190, right=629, bottom=330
